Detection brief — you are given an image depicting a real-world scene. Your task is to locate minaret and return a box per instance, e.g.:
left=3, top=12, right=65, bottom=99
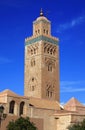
left=24, top=10, right=60, bottom=102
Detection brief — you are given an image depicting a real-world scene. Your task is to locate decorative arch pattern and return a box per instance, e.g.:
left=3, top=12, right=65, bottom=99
left=46, top=84, right=55, bottom=98
left=28, top=77, right=38, bottom=91
left=45, top=57, right=56, bottom=72
left=48, top=63, right=52, bottom=71
left=27, top=43, right=39, bottom=56
left=31, top=59, right=36, bottom=67
left=44, top=42, right=57, bottom=56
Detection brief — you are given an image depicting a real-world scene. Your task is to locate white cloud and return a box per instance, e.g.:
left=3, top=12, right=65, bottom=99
left=61, top=81, right=85, bottom=86
left=61, top=81, right=78, bottom=86
left=61, top=87, right=85, bottom=93
left=57, top=15, right=85, bottom=32
left=60, top=80, right=85, bottom=93
left=71, top=16, right=85, bottom=26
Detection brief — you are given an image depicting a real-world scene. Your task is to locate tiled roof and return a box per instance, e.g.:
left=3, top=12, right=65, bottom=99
left=29, top=97, right=60, bottom=110
left=64, top=97, right=85, bottom=114
left=0, top=89, right=20, bottom=97
left=64, top=97, right=84, bottom=107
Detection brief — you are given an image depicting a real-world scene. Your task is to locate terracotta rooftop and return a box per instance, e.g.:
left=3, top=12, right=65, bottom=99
left=0, top=89, right=61, bottom=110
left=29, top=97, right=60, bottom=110
left=64, top=97, right=84, bottom=107
left=0, top=89, right=20, bottom=97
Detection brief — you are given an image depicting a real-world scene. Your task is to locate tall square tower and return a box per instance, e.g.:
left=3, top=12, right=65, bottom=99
left=24, top=10, right=60, bottom=102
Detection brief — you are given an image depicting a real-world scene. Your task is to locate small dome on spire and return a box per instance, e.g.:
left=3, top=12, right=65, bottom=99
left=40, top=8, right=44, bottom=16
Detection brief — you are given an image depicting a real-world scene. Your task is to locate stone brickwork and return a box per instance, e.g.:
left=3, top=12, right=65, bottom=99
left=56, top=113, right=85, bottom=130
left=24, top=12, right=60, bottom=102
left=0, top=10, right=85, bottom=130
left=0, top=115, right=43, bottom=130
left=0, top=89, right=61, bottom=130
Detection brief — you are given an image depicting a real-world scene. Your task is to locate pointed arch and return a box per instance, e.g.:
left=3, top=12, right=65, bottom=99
left=46, top=84, right=54, bottom=98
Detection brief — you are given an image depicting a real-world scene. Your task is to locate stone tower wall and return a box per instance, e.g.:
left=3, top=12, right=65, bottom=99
left=24, top=14, right=60, bottom=102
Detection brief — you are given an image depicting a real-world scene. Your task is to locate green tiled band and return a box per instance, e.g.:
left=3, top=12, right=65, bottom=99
left=25, top=35, right=58, bottom=46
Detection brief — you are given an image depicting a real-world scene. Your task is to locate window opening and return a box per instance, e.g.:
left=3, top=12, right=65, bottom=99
left=19, top=102, right=24, bottom=116
left=35, top=30, right=37, bottom=35
left=46, top=30, right=48, bottom=34
left=38, top=29, right=40, bottom=34
left=31, top=50, right=33, bottom=55
left=50, top=49, right=52, bottom=55
left=48, top=64, right=52, bottom=71
left=34, top=49, right=36, bottom=54
left=43, top=29, right=45, bottom=33
left=47, top=48, right=49, bottom=53
left=31, top=60, right=35, bottom=67
left=32, top=77, right=34, bottom=82
left=9, top=101, right=15, bottom=114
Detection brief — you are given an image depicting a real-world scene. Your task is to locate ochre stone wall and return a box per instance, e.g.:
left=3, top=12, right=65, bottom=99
left=29, top=107, right=57, bottom=130
left=0, top=115, right=43, bottom=130
left=24, top=40, right=59, bottom=101
left=24, top=14, right=60, bottom=102
left=56, top=114, right=71, bottom=130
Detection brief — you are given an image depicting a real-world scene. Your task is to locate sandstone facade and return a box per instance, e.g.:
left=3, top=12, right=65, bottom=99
left=0, top=10, right=85, bottom=130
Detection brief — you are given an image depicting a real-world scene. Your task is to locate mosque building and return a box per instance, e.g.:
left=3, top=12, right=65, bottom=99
left=0, top=9, right=85, bottom=130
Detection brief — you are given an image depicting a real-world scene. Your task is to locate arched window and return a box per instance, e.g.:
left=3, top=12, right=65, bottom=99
left=19, top=102, right=25, bottom=116
left=35, top=30, right=37, bottom=35
left=31, top=49, right=33, bottom=55
left=50, top=49, right=52, bottom=55
left=38, top=29, right=40, bottom=34
left=30, top=85, right=35, bottom=91
left=47, top=48, right=49, bottom=53
left=9, top=100, right=15, bottom=114
left=32, top=77, right=34, bottom=82
left=46, top=30, right=48, bottom=34
left=31, top=59, right=35, bottom=67
left=34, top=49, right=36, bottom=54
left=43, top=29, right=45, bottom=33
left=48, top=64, right=52, bottom=72
left=29, top=77, right=37, bottom=91
left=46, top=85, right=54, bottom=98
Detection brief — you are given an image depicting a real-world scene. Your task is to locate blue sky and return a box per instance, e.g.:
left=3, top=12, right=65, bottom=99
left=0, top=0, right=85, bottom=104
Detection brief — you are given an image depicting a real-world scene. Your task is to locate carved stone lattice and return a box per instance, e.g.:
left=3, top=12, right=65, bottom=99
left=27, top=43, right=39, bottom=55
left=46, top=83, right=55, bottom=98
left=45, top=57, right=56, bottom=68
left=44, top=42, right=57, bottom=55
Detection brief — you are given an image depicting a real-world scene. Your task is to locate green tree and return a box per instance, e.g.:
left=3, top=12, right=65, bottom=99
left=68, top=119, right=85, bottom=130
left=7, top=117, right=37, bottom=130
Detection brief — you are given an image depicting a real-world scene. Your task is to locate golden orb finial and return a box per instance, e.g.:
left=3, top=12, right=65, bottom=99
left=40, top=8, right=44, bottom=16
